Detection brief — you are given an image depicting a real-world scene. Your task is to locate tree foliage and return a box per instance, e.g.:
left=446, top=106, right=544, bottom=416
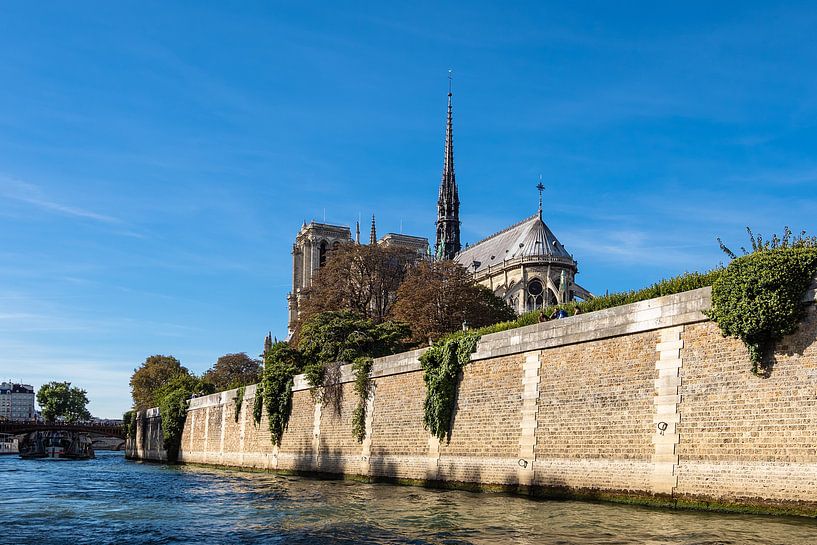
left=155, top=373, right=214, bottom=463
left=130, top=355, right=190, bottom=410
left=298, top=311, right=410, bottom=392
left=36, top=381, right=91, bottom=423
left=202, top=352, right=262, bottom=391
left=122, top=410, right=136, bottom=439
left=391, top=260, right=516, bottom=343
left=296, top=243, right=416, bottom=334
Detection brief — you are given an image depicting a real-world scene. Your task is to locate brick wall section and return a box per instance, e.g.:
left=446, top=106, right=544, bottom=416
left=534, top=330, right=658, bottom=492
left=277, top=390, right=317, bottom=471
left=316, top=382, right=360, bottom=474
left=676, top=307, right=817, bottom=503
left=189, top=407, right=207, bottom=452
left=239, top=395, right=272, bottom=461
left=369, top=372, right=429, bottom=480
left=205, top=406, right=222, bottom=454
left=222, top=400, right=241, bottom=453
left=443, top=354, right=524, bottom=457
left=278, top=390, right=316, bottom=455
left=437, top=354, right=525, bottom=485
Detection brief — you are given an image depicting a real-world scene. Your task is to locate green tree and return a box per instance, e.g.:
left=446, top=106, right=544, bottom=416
left=391, top=260, right=516, bottom=343
left=36, top=382, right=91, bottom=423
left=202, top=352, right=262, bottom=391
left=155, top=373, right=214, bottom=463
left=130, top=355, right=189, bottom=410
left=299, top=311, right=409, bottom=370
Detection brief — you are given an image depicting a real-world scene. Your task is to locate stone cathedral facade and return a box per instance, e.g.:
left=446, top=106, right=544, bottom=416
left=287, top=86, right=591, bottom=333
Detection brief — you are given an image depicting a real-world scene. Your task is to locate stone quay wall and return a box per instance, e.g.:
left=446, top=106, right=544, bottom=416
left=128, top=285, right=817, bottom=514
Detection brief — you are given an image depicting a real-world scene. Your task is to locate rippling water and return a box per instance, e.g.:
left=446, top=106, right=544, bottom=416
left=1, top=451, right=815, bottom=544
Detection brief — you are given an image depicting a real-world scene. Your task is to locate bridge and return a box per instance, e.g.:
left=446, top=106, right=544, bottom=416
left=0, top=421, right=125, bottom=439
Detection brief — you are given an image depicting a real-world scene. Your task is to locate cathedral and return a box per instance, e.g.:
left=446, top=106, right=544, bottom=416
left=287, top=85, right=591, bottom=333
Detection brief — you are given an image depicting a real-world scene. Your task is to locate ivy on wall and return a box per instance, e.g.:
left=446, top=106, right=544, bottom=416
left=262, top=341, right=301, bottom=445
left=420, top=332, right=480, bottom=442
left=122, top=410, right=136, bottom=440
left=252, top=383, right=264, bottom=426
left=351, top=357, right=373, bottom=443
left=708, top=247, right=817, bottom=374
left=234, top=385, right=245, bottom=423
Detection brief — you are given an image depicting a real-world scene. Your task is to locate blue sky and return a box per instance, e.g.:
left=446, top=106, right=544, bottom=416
left=2, top=2, right=817, bottom=417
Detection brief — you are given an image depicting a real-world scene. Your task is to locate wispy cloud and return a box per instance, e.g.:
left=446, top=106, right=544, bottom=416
left=0, top=174, right=121, bottom=224
left=568, top=228, right=718, bottom=268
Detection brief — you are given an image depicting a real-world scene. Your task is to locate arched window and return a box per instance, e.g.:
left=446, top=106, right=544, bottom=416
left=526, top=278, right=544, bottom=311
left=319, top=240, right=329, bottom=267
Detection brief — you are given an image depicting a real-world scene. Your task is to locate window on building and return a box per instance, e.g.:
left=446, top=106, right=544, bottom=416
left=527, top=278, right=544, bottom=311
left=319, top=240, right=329, bottom=267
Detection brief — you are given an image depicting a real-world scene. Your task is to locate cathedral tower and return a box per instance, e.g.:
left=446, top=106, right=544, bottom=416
left=434, top=78, right=461, bottom=260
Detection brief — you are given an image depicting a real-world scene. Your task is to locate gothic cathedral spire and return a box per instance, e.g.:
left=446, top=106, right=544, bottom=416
left=435, top=74, right=461, bottom=260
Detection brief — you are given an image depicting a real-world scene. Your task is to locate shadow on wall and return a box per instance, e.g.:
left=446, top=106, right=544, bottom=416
left=764, top=308, right=815, bottom=378
left=323, top=361, right=344, bottom=417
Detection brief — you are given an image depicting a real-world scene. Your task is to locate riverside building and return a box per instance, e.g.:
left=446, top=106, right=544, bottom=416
left=0, top=382, right=36, bottom=422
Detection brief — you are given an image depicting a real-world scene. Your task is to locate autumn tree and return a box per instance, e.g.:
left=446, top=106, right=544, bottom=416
left=297, top=243, right=416, bottom=329
left=391, top=260, right=516, bottom=343
left=129, top=355, right=190, bottom=410
left=202, top=352, right=262, bottom=391
left=36, top=382, right=91, bottom=423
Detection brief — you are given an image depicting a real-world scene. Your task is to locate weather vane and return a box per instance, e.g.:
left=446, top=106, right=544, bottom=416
left=448, top=69, right=453, bottom=94
left=536, top=175, right=545, bottom=216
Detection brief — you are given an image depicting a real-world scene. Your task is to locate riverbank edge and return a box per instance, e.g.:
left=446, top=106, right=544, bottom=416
left=125, top=456, right=817, bottom=518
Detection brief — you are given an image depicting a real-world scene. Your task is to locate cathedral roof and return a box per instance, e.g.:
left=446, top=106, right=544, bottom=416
left=454, top=213, right=575, bottom=275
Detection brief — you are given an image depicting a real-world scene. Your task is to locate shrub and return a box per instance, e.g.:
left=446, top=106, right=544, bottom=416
left=708, top=248, right=817, bottom=374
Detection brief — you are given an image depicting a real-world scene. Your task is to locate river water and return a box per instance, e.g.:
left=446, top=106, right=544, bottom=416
left=1, top=451, right=815, bottom=545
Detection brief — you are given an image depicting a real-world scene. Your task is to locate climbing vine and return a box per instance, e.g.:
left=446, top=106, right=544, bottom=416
left=234, top=385, right=245, bottom=423
left=708, top=247, right=817, bottom=375
left=122, top=410, right=136, bottom=440
left=252, top=383, right=264, bottom=426
left=262, top=341, right=301, bottom=445
left=351, top=357, right=373, bottom=443
left=420, top=332, right=480, bottom=442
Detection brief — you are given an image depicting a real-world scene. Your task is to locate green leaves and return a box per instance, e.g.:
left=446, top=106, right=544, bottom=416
left=298, top=311, right=409, bottom=394
left=708, top=248, right=817, bottom=374
left=420, top=332, right=480, bottom=442
left=155, top=373, right=212, bottom=463
left=36, top=381, right=91, bottom=423
left=351, top=357, right=373, bottom=443
left=262, top=341, right=301, bottom=445
left=234, top=386, right=245, bottom=423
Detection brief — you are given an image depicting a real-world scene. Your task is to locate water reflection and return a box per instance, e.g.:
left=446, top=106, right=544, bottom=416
left=0, top=452, right=813, bottom=544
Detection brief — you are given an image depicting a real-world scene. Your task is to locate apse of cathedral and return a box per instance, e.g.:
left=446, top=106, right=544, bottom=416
left=287, top=83, right=591, bottom=333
